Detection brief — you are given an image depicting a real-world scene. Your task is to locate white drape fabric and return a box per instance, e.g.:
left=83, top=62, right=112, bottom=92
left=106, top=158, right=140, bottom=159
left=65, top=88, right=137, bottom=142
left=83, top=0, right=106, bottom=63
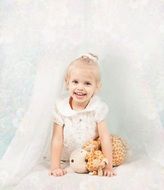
left=0, top=58, right=66, bottom=188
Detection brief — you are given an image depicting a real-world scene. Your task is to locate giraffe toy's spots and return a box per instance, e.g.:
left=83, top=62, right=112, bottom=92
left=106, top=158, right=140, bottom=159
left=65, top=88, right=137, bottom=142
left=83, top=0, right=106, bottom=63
left=83, top=135, right=127, bottom=175
left=112, top=136, right=127, bottom=166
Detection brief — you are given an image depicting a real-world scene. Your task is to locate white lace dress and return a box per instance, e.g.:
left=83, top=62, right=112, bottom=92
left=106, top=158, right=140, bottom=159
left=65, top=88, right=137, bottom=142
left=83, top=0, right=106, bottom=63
left=52, top=95, right=109, bottom=161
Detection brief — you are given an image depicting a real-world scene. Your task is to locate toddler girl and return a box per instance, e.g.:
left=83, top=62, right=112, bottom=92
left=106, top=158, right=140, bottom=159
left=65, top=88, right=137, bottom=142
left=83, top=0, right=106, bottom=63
left=49, top=53, right=116, bottom=177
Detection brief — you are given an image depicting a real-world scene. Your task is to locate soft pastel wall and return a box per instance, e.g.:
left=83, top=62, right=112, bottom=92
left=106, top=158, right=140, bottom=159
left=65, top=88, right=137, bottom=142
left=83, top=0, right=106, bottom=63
left=0, top=0, right=164, bottom=157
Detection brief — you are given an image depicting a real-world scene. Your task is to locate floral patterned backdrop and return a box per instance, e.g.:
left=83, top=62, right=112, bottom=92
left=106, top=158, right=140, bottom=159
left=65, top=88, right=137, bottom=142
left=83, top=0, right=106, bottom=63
left=0, top=0, right=164, bottom=158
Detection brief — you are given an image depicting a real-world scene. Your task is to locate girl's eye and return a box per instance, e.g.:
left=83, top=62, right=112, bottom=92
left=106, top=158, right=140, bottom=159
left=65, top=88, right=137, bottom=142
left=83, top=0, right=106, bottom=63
left=72, top=80, right=78, bottom=84
left=85, top=82, right=91, bottom=86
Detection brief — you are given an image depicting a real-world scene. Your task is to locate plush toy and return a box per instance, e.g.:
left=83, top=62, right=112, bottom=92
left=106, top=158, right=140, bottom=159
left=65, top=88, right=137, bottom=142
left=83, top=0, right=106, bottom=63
left=69, top=148, right=107, bottom=176
left=69, top=135, right=127, bottom=175
left=69, top=138, right=108, bottom=175
left=69, top=148, right=88, bottom=173
left=83, top=135, right=127, bottom=166
left=85, top=150, right=108, bottom=176
left=82, top=137, right=108, bottom=175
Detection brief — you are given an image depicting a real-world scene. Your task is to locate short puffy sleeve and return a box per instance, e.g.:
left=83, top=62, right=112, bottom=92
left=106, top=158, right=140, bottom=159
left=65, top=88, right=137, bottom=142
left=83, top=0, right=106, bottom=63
left=52, top=104, right=64, bottom=127
left=94, top=102, right=109, bottom=123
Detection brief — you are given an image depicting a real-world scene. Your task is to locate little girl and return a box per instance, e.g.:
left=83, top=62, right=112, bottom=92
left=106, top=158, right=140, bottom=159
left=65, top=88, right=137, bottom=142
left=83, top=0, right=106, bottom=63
left=49, top=53, right=116, bottom=177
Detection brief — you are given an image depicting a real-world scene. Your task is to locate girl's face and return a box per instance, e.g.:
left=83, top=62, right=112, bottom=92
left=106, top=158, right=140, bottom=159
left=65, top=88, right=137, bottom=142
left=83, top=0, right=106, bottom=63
left=67, top=68, right=98, bottom=108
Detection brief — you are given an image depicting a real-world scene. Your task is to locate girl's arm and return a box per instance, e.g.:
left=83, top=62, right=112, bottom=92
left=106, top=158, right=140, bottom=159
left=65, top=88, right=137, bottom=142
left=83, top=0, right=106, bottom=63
left=97, top=121, right=115, bottom=175
left=50, top=123, right=64, bottom=170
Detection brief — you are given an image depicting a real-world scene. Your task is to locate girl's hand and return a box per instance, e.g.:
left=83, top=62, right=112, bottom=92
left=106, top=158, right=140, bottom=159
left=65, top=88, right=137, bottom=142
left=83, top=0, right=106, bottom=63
left=103, top=167, right=117, bottom=177
left=49, top=168, right=67, bottom=177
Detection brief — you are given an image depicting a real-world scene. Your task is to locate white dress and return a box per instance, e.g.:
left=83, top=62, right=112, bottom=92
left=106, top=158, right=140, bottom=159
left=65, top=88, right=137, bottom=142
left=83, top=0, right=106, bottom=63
left=52, top=95, right=108, bottom=160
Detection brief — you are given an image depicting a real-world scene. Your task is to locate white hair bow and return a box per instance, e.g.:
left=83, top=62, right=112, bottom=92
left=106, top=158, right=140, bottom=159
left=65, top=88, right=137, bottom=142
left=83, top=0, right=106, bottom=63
left=81, top=53, right=99, bottom=64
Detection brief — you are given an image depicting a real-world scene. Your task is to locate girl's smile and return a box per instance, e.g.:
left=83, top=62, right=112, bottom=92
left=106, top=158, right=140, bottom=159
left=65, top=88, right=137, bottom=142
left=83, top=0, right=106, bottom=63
left=74, top=91, right=87, bottom=99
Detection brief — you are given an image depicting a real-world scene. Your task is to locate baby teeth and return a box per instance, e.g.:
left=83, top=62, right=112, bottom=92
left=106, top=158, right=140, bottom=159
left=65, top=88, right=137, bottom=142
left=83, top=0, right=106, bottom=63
left=75, top=92, right=85, bottom=95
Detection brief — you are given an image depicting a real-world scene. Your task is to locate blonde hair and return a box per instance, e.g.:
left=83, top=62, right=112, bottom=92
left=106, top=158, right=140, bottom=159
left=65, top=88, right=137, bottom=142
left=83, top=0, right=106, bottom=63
left=64, top=53, right=101, bottom=89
